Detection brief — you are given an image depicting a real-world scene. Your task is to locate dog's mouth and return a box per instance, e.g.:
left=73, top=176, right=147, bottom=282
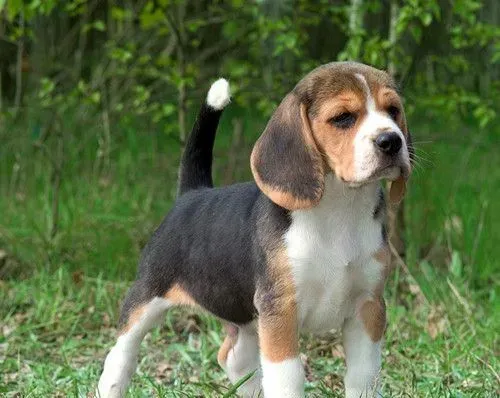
left=343, top=162, right=410, bottom=188
left=376, top=163, right=410, bottom=181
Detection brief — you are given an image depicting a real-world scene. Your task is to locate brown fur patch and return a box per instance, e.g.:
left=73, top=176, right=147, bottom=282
left=294, top=62, right=394, bottom=117
left=164, top=284, right=197, bottom=307
left=374, top=87, right=408, bottom=136
left=217, top=333, right=237, bottom=366
left=360, top=298, right=386, bottom=342
left=373, top=246, right=392, bottom=297
left=374, top=246, right=391, bottom=266
left=252, top=184, right=321, bottom=210
left=374, top=85, right=412, bottom=195
left=364, top=246, right=390, bottom=341
left=256, top=245, right=298, bottom=363
left=119, top=305, right=146, bottom=335
left=119, top=285, right=197, bottom=335
left=308, top=91, right=366, bottom=181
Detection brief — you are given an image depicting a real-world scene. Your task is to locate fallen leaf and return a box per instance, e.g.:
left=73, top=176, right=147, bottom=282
left=427, top=305, right=447, bottom=339
left=331, top=344, right=345, bottom=359
left=155, top=361, right=174, bottom=380
left=102, top=312, right=111, bottom=327
left=72, top=270, right=84, bottom=285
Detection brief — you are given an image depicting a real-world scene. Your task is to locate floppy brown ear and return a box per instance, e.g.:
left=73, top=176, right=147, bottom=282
left=389, top=176, right=406, bottom=204
left=251, top=93, right=324, bottom=210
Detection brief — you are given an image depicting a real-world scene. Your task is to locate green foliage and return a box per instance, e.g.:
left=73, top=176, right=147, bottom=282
left=2, top=0, right=498, bottom=126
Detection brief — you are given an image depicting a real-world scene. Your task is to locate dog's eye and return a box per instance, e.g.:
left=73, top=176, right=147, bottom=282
left=387, top=106, right=400, bottom=120
left=329, top=112, right=357, bottom=129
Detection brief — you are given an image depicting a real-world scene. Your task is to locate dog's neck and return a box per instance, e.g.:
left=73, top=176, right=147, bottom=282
left=318, top=174, right=380, bottom=212
left=284, top=174, right=381, bottom=230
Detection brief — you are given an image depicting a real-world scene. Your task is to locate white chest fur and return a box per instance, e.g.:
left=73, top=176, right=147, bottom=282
left=285, top=176, right=384, bottom=333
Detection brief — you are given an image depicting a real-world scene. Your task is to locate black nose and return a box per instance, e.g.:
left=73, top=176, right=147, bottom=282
left=375, top=133, right=402, bottom=155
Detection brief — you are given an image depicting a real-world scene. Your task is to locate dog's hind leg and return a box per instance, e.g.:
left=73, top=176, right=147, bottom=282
left=218, top=322, right=262, bottom=397
left=96, top=280, right=171, bottom=398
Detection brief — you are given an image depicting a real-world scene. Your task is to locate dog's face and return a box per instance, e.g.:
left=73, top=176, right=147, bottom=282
left=306, top=70, right=411, bottom=186
left=251, top=62, right=413, bottom=210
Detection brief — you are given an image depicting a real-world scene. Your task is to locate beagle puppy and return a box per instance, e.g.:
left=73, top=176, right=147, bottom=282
left=97, top=61, right=412, bottom=398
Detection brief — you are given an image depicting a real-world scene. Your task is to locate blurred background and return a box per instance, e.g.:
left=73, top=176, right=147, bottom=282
left=0, top=1, right=498, bottom=396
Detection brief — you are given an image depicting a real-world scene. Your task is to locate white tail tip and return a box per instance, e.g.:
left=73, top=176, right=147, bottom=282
left=206, top=78, right=231, bottom=110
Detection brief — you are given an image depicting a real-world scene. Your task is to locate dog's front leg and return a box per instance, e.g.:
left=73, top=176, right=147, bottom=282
left=342, top=297, right=386, bottom=398
left=255, top=286, right=304, bottom=398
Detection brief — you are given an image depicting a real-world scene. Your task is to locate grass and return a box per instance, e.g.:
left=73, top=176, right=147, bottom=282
left=0, top=106, right=499, bottom=396
left=1, top=267, right=498, bottom=397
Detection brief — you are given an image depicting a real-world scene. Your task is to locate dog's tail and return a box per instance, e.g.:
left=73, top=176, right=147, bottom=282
left=177, top=78, right=231, bottom=196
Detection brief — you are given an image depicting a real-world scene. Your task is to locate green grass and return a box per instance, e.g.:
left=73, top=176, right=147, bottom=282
left=0, top=108, right=499, bottom=396
left=1, top=267, right=497, bottom=397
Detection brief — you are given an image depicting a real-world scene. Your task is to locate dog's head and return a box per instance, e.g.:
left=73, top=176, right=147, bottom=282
left=251, top=62, right=413, bottom=210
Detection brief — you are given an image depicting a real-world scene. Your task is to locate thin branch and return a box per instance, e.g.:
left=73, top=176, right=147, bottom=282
left=387, top=0, right=399, bottom=77
left=165, top=11, right=184, bottom=46
left=50, top=126, right=64, bottom=239
left=74, top=0, right=91, bottom=79
left=389, top=241, right=430, bottom=305
left=14, top=13, right=24, bottom=111
left=195, top=27, right=254, bottom=62
left=223, top=117, right=243, bottom=185
left=349, top=0, right=363, bottom=34
left=0, top=68, right=3, bottom=112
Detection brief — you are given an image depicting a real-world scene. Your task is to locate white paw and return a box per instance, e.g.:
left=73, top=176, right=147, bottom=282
left=345, top=387, right=381, bottom=398
left=261, top=357, right=305, bottom=398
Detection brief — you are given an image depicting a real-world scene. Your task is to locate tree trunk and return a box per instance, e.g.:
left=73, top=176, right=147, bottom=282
left=177, top=44, right=187, bottom=144
left=387, top=0, right=399, bottom=77
left=348, top=0, right=364, bottom=60
left=51, top=126, right=64, bottom=240
left=75, top=0, right=90, bottom=80
left=14, top=13, right=24, bottom=112
left=177, top=1, right=187, bottom=145
left=349, top=0, right=363, bottom=34
left=224, top=117, right=243, bottom=185
left=177, top=1, right=188, bottom=145
left=108, top=0, right=118, bottom=111
left=387, top=0, right=406, bottom=256
left=0, top=69, right=3, bottom=112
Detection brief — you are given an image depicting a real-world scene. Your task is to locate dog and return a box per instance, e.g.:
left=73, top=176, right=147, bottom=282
left=96, top=61, right=412, bottom=398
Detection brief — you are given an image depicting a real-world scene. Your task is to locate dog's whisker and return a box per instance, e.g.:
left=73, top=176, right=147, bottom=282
left=411, top=152, right=433, bottom=164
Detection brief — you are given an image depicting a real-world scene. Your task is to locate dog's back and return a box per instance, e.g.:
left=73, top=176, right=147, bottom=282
left=136, top=183, right=261, bottom=324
